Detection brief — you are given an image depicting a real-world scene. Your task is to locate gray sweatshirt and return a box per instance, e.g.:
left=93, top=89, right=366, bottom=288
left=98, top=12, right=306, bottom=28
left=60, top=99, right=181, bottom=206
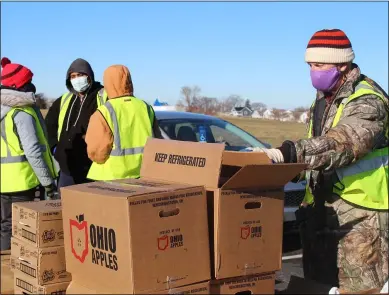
left=1, top=89, right=54, bottom=188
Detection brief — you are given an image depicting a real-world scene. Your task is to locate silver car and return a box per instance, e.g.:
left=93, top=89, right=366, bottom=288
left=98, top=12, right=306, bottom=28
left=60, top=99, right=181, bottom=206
left=155, top=110, right=305, bottom=232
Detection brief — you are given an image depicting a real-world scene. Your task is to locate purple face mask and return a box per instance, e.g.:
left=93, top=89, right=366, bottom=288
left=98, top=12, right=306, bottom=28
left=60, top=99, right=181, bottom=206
left=310, top=67, right=341, bottom=92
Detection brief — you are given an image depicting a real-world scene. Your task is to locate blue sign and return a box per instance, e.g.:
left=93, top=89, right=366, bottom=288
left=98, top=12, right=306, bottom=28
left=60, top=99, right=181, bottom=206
left=198, top=126, right=207, bottom=142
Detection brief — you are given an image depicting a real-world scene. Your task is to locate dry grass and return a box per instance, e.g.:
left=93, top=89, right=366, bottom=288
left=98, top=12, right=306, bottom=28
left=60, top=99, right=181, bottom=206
left=41, top=109, right=48, bottom=117
left=220, top=116, right=307, bottom=147
left=41, top=109, right=306, bottom=147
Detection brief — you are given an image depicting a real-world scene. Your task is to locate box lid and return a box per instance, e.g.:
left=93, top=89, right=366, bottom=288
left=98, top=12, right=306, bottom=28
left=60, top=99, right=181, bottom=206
left=60, top=178, right=200, bottom=199
left=221, top=163, right=307, bottom=190
left=12, top=200, right=63, bottom=229
left=141, top=138, right=307, bottom=190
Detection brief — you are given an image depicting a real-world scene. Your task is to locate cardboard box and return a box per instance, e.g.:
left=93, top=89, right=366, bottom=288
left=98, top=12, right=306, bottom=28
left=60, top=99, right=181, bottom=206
left=149, top=281, right=210, bottom=295
left=13, top=272, right=70, bottom=294
left=12, top=200, right=64, bottom=248
left=61, top=179, right=210, bottom=294
left=66, top=280, right=210, bottom=294
left=211, top=273, right=275, bottom=294
left=141, top=138, right=306, bottom=279
left=10, top=238, right=71, bottom=285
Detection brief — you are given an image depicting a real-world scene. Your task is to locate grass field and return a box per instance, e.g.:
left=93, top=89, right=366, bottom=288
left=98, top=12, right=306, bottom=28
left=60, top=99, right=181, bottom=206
left=41, top=109, right=306, bottom=147
left=220, top=116, right=307, bottom=147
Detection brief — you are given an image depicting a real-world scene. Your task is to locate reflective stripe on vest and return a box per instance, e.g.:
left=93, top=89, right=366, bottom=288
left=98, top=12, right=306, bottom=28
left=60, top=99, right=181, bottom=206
left=57, top=89, right=108, bottom=141
left=336, top=154, right=388, bottom=181
left=57, top=93, right=73, bottom=141
left=87, top=97, right=154, bottom=181
left=303, top=80, right=389, bottom=209
left=104, top=101, right=145, bottom=157
left=1, top=107, right=57, bottom=193
left=0, top=119, right=27, bottom=164
left=97, top=89, right=108, bottom=107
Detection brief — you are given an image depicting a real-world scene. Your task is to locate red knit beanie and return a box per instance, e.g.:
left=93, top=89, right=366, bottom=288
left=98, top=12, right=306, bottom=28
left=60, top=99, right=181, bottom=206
left=305, top=29, right=355, bottom=64
left=0, top=57, right=34, bottom=89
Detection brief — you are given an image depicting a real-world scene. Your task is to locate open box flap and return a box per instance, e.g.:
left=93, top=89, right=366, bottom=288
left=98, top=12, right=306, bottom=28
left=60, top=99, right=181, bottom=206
left=222, top=151, right=272, bottom=166
left=221, top=163, right=307, bottom=190
left=140, top=138, right=225, bottom=188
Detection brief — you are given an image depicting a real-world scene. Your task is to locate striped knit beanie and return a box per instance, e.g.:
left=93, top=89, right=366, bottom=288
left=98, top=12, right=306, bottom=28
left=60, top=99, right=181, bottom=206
left=0, top=57, right=34, bottom=89
left=305, top=29, right=355, bottom=64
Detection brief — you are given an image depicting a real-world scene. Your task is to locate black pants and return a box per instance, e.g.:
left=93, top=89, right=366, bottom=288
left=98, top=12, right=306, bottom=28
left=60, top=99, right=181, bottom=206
left=1, top=189, right=36, bottom=251
left=58, top=171, right=93, bottom=189
left=298, top=204, right=340, bottom=287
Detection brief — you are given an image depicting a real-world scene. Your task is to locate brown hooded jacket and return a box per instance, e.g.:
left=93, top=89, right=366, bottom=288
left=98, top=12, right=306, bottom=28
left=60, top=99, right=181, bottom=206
left=85, top=65, right=161, bottom=164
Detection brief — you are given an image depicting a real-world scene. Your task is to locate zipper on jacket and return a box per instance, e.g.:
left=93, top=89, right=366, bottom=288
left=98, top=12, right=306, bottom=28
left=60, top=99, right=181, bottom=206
left=65, top=91, right=90, bottom=137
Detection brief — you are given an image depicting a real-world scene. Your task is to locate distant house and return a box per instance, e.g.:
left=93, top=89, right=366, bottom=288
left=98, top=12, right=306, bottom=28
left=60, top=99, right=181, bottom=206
left=251, top=110, right=262, bottom=119
left=299, top=112, right=309, bottom=124
left=280, top=110, right=295, bottom=122
left=230, top=106, right=254, bottom=117
left=262, top=109, right=274, bottom=119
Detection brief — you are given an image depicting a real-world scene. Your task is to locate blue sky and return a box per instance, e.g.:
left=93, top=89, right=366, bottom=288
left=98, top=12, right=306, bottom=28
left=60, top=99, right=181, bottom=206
left=1, top=2, right=388, bottom=109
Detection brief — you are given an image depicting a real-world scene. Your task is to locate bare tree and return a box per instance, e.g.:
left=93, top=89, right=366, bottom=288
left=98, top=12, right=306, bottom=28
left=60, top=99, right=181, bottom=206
left=292, top=110, right=302, bottom=121
left=245, top=99, right=252, bottom=110
left=35, top=93, right=49, bottom=109
left=251, top=102, right=267, bottom=110
left=177, top=86, right=202, bottom=112
left=197, top=97, right=220, bottom=115
left=220, top=95, right=244, bottom=113
left=294, top=106, right=309, bottom=113
left=292, top=106, right=309, bottom=122
left=272, top=108, right=286, bottom=120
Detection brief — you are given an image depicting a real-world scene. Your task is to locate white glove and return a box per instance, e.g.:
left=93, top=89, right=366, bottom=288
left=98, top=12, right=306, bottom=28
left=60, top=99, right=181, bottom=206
left=251, top=147, right=284, bottom=163
left=381, top=280, right=388, bottom=293
left=328, top=287, right=340, bottom=294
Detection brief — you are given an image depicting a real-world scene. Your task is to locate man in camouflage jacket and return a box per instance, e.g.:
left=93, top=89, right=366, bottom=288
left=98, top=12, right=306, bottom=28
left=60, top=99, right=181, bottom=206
left=251, top=29, right=388, bottom=292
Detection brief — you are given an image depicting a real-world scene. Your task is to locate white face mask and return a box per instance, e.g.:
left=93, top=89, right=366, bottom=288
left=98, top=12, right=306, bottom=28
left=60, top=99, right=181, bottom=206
left=71, top=76, right=90, bottom=93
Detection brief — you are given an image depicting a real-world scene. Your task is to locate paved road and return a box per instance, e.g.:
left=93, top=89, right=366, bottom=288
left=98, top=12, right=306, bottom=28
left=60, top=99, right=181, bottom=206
left=275, top=232, right=304, bottom=292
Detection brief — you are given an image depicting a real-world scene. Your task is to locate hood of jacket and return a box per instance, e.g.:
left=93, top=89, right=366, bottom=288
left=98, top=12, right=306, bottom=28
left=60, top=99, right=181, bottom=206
left=1, top=88, right=36, bottom=120
left=66, top=58, right=96, bottom=94
left=103, top=65, right=134, bottom=99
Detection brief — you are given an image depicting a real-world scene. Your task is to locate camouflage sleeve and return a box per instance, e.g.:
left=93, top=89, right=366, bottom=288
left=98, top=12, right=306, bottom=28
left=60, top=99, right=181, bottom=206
left=294, top=94, right=388, bottom=171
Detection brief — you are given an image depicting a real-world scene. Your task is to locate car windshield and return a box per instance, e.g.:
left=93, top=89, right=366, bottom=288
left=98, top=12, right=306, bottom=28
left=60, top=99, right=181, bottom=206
left=158, top=118, right=267, bottom=151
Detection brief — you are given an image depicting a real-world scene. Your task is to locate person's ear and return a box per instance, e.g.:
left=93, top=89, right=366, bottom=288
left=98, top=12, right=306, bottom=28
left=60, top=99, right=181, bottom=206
left=338, top=63, right=349, bottom=73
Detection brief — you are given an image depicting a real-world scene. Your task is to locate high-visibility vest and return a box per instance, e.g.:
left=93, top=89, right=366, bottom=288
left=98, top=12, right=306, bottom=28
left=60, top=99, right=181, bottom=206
left=1, top=107, right=58, bottom=193
left=57, top=88, right=107, bottom=141
left=303, top=81, right=388, bottom=210
left=87, top=96, right=154, bottom=181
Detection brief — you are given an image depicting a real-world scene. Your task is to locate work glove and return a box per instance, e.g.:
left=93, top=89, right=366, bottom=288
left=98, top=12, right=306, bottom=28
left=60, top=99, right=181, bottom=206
left=245, top=147, right=284, bottom=163
left=44, top=183, right=58, bottom=200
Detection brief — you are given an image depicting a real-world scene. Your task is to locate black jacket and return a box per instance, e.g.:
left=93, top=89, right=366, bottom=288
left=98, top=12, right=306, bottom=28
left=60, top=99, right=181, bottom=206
left=45, top=58, right=103, bottom=182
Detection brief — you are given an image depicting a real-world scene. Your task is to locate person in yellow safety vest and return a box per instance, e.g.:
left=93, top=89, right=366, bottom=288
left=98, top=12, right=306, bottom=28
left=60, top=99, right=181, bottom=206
left=0, top=57, right=58, bottom=251
left=45, top=58, right=108, bottom=189
left=85, top=64, right=163, bottom=181
left=247, top=29, right=388, bottom=292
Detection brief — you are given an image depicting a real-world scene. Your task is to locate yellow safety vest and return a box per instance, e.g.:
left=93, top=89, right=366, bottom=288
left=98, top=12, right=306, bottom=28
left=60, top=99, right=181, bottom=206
left=303, top=81, right=389, bottom=210
left=87, top=96, right=154, bottom=181
left=57, top=88, right=108, bottom=141
left=1, top=107, right=58, bottom=193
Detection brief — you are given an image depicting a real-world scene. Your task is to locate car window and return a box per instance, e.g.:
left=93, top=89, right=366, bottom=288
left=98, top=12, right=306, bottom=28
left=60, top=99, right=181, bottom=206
left=210, top=125, right=248, bottom=147
left=158, top=118, right=267, bottom=151
left=175, top=123, right=199, bottom=141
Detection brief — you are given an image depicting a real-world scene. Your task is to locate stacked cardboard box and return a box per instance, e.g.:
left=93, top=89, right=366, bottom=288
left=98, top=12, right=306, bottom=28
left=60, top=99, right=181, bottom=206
left=140, top=139, right=306, bottom=294
left=61, top=179, right=211, bottom=294
left=60, top=138, right=305, bottom=294
left=10, top=200, right=72, bottom=294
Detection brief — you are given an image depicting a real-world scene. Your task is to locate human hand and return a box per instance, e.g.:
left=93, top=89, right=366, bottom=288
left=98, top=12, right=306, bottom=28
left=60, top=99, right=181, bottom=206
left=250, top=147, right=284, bottom=163
left=44, top=183, right=58, bottom=200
